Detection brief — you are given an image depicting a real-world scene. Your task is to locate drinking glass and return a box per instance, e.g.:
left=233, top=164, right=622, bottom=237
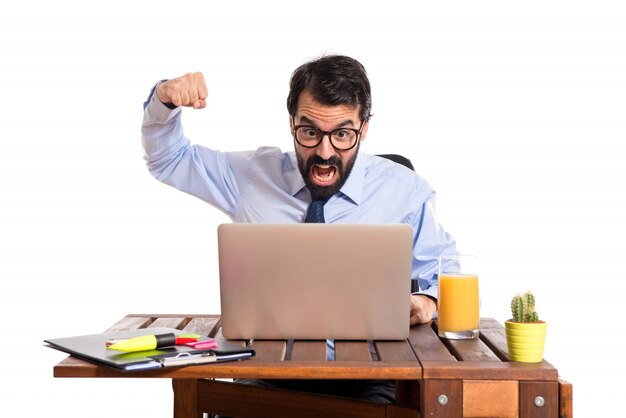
left=437, top=255, right=480, bottom=339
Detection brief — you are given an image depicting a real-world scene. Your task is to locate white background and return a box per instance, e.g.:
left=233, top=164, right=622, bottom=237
left=1, top=1, right=624, bottom=416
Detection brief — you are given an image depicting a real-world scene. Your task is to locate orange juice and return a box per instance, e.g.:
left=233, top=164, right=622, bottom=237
left=438, top=273, right=479, bottom=337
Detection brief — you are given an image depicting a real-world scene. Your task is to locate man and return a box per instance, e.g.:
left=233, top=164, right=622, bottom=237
left=142, top=55, right=456, bottom=403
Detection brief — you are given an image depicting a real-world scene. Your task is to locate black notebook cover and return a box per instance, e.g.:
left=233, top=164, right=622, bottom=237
left=45, top=327, right=254, bottom=371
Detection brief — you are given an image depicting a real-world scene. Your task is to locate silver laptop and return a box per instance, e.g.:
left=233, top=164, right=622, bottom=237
left=217, top=223, right=413, bottom=340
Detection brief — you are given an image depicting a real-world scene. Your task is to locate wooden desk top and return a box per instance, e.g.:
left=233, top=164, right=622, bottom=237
left=53, top=314, right=558, bottom=382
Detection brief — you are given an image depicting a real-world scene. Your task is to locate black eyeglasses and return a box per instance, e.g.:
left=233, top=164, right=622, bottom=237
left=291, top=117, right=364, bottom=151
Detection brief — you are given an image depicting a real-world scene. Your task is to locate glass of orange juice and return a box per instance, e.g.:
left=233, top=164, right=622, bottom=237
left=437, top=255, right=480, bottom=339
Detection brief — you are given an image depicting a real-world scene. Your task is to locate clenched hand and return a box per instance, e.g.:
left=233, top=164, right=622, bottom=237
left=410, top=294, right=436, bottom=325
left=156, top=72, right=208, bottom=109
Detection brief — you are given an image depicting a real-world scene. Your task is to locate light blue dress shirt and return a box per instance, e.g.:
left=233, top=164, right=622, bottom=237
left=141, top=89, right=457, bottom=302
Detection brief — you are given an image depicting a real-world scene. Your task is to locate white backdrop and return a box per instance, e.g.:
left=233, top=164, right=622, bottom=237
left=1, top=1, right=625, bottom=416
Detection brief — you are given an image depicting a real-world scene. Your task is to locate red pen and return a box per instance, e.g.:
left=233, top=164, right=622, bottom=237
left=105, top=333, right=201, bottom=348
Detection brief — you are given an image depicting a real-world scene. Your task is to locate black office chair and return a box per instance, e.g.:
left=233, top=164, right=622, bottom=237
left=376, top=154, right=419, bottom=294
left=377, top=154, right=415, bottom=171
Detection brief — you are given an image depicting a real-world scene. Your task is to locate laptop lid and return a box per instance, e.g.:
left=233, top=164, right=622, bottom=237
left=218, top=223, right=413, bottom=340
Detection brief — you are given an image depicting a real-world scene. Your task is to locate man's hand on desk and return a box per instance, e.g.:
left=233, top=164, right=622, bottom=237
left=410, top=294, right=437, bottom=325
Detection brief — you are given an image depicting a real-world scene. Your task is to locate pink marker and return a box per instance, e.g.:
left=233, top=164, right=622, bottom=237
left=185, top=340, right=218, bottom=349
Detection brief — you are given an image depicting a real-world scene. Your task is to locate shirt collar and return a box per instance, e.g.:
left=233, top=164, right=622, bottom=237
left=337, top=151, right=365, bottom=205
left=287, top=151, right=366, bottom=205
left=287, top=153, right=307, bottom=196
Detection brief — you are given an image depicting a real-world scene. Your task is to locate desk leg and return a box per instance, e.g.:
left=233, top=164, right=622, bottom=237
left=392, top=381, right=420, bottom=418
left=395, top=380, right=419, bottom=409
left=519, top=381, right=558, bottom=418
left=173, top=378, right=200, bottom=418
left=559, top=378, right=573, bottom=418
left=420, top=379, right=462, bottom=418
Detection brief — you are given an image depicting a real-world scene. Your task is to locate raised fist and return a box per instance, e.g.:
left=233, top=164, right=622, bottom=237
left=156, top=72, right=208, bottom=109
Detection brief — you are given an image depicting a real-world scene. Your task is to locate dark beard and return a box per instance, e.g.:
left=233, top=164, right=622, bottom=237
left=296, top=144, right=359, bottom=200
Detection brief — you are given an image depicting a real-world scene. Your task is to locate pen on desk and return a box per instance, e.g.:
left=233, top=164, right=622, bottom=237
left=106, top=335, right=190, bottom=347
left=105, top=334, right=200, bottom=347
left=106, top=333, right=201, bottom=352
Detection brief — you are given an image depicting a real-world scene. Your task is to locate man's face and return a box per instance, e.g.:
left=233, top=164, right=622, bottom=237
left=292, top=89, right=369, bottom=200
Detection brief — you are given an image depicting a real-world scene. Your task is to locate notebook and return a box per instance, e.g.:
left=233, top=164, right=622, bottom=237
left=45, top=327, right=255, bottom=371
left=218, top=223, right=413, bottom=340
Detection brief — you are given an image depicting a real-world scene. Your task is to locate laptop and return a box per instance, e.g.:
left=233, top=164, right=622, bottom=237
left=217, top=223, right=413, bottom=340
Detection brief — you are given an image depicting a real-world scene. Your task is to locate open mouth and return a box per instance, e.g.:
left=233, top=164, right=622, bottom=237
left=311, top=164, right=338, bottom=186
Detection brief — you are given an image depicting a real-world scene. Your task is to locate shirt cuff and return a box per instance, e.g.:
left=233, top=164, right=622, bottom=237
left=412, top=285, right=438, bottom=302
left=143, top=80, right=181, bottom=121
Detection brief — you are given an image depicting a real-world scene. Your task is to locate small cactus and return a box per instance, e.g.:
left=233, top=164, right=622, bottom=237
left=510, top=291, right=540, bottom=322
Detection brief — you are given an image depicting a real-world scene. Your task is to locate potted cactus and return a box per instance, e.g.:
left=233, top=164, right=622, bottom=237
left=505, top=291, right=547, bottom=363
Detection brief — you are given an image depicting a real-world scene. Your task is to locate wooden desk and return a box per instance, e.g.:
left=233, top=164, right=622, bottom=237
left=53, top=314, right=573, bottom=418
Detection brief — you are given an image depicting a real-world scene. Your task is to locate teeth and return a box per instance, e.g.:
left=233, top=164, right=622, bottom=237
left=313, top=165, right=336, bottom=182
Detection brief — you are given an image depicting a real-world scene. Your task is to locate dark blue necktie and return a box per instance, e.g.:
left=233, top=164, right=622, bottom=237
left=304, top=196, right=334, bottom=359
left=304, top=198, right=329, bottom=223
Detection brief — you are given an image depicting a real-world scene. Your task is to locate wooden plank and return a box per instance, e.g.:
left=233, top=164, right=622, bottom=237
left=197, top=379, right=388, bottom=418
left=181, top=317, right=221, bottom=337
left=375, top=340, right=418, bottom=362
left=519, top=381, right=558, bottom=418
left=420, top=379, right=462, bottom=418
left=173, top=379, right=200, bottom=418
left=444, top=337, right=502, bottom=362
left=149, top=317, right=189, bottom=329
left=210, top=361, right=421, bottom=380
left=249, top=340, right=287, bottom=362
left=290, top=341, right=327, bottom=361
left=421, top=360, right=558, bottom=381
left=335, top=341, right=373, bottom=362
left=54, top=358, right=423, bottom=379
left=105, top=316, right=153, bottom=331
left=408, top=323, right=456, bottom=362
left=463, top=380, right=518, bottom=418
left=480, top=318, right=510, bottom=360
left=558, top=377, right=573, bottom=418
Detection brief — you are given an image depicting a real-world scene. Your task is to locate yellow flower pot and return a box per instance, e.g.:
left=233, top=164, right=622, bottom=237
left=505, top=320, right=547, bottom=363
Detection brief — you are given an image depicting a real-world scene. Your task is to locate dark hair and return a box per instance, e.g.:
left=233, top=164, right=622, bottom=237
left=287, top=55, right=372, bottom=122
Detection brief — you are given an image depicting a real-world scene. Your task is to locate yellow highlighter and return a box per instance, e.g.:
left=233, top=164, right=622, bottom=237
left=106, top=333, right=178, bottom=352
